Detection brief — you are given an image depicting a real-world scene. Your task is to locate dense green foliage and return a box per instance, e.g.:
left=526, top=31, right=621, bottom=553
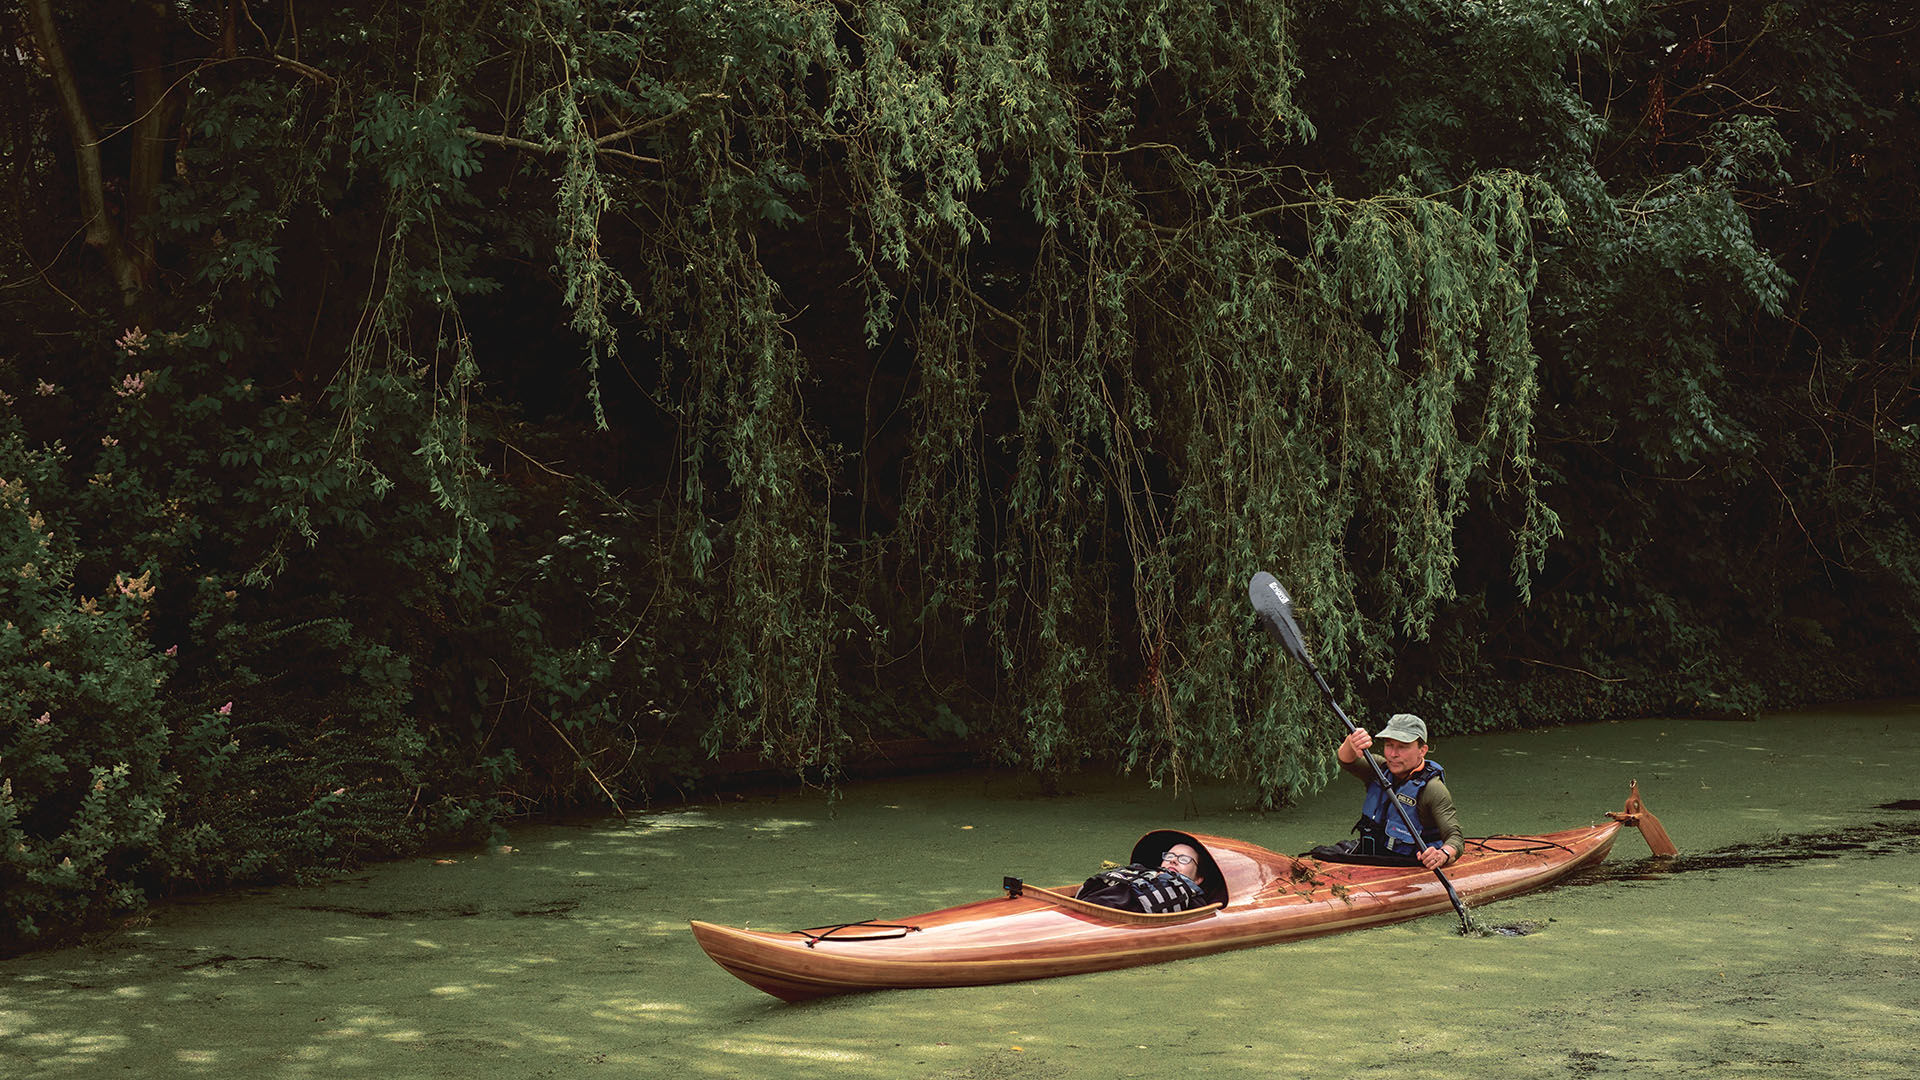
left=1, top=0, right=1914, bottom=948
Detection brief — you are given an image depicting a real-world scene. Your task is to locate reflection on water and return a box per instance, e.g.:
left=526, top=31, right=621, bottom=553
left=2, top=702, right=1916, bottom=1079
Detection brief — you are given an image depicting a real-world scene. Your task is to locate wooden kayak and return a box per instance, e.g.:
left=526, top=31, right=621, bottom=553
left=691, top=782, right=1676, bottom=1001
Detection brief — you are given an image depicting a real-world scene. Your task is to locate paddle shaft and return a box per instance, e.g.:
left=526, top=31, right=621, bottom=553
left=1248, top=573, right=1473, bottom=929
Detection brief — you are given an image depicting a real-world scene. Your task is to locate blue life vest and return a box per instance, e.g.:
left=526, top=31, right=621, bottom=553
left=1360, top=760, right=1445, bottom=855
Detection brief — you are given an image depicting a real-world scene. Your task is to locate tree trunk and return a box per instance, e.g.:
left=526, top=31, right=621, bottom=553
left=128, top=1, right=181, bottom=282
left=26, top=0, right=147, bottom=306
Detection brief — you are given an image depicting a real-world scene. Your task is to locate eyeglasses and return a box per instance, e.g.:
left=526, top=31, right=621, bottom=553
left=1161, top=851, right=1196, bottom=867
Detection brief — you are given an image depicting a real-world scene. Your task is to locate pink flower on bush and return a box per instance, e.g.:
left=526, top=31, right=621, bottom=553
left=34, top=712, right=51, bottom=725
left=218, top=701, right=233, bottom=715
left=115, top=570, right=155, bottom=601
left=165, top=644, right=178, bottom=656
left=116, top=327, right=151, bottom=355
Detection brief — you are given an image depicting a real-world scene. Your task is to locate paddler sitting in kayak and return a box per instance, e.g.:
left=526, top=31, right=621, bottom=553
left=1327, top=712, right=1463, bottom=870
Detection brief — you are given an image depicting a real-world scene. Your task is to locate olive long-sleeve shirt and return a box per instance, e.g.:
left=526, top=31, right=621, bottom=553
left=1340, top=755, right=1465, bottom=862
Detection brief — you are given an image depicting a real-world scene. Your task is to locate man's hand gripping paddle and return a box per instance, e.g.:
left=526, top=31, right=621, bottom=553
left=1248, top=572, right=1480, bottom=935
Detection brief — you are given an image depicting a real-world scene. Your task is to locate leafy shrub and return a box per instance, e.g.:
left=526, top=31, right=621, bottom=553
left=0, top=419, right=229, bottom=947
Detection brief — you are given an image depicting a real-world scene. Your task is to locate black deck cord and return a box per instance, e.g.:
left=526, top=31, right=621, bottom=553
left=1468, top=835, right=1575, bottom=855
left=790, top=921, right=921, bottom=947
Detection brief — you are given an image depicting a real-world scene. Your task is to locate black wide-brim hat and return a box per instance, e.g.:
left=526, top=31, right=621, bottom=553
left=1129, top=829, right=1229, bottom=907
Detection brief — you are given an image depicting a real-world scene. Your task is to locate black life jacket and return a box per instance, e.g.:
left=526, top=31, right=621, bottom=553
left=1075, top=864, right=1206, bottom=913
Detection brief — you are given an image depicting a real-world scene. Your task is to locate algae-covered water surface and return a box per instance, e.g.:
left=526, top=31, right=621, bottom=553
left=5, top=703, right=1918, bottom=1078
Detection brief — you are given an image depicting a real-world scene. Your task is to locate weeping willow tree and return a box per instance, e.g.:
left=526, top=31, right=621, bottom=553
left=421, top=0, right=1574, bottom=802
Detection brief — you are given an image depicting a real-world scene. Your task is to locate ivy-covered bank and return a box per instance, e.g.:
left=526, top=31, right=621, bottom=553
left=3, top=0, right=1916, bottom=949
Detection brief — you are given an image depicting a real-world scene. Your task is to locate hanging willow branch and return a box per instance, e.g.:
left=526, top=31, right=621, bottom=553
left=229, top=0, right=1589, bottom=800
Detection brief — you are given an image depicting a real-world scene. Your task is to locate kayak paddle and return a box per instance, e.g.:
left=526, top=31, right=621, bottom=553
left=1247, top=571, right=1481, bottom=935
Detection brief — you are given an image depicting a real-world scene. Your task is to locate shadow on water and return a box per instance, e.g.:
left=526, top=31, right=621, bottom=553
left=1474, top=797, right=1920, bottom=936
left=1570, top=797, right=1920, bottom=884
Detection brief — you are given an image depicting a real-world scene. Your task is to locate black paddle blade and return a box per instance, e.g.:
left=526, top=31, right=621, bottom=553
left=1248, top=571, right=1311, bottom=664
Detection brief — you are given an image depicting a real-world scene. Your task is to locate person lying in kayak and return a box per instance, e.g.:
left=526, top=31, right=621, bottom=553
left=1074, top=842, right=1210, bottom=913
left=1329, top=713, right=1463, bottom=870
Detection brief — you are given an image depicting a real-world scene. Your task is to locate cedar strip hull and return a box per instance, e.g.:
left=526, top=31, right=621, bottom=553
left=691, top=819, right=1623, bottom=1001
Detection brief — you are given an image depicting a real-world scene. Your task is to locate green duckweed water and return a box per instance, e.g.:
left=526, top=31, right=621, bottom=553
left=4, top=702, right=1917, bottom=1078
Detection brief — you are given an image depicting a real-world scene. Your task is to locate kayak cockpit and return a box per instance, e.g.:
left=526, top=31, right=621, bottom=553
left=1127, top=829, right=1233, bottom=907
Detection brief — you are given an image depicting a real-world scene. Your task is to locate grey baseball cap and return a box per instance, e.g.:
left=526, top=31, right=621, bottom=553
left=1376, top=713, right=1428, bottom=744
